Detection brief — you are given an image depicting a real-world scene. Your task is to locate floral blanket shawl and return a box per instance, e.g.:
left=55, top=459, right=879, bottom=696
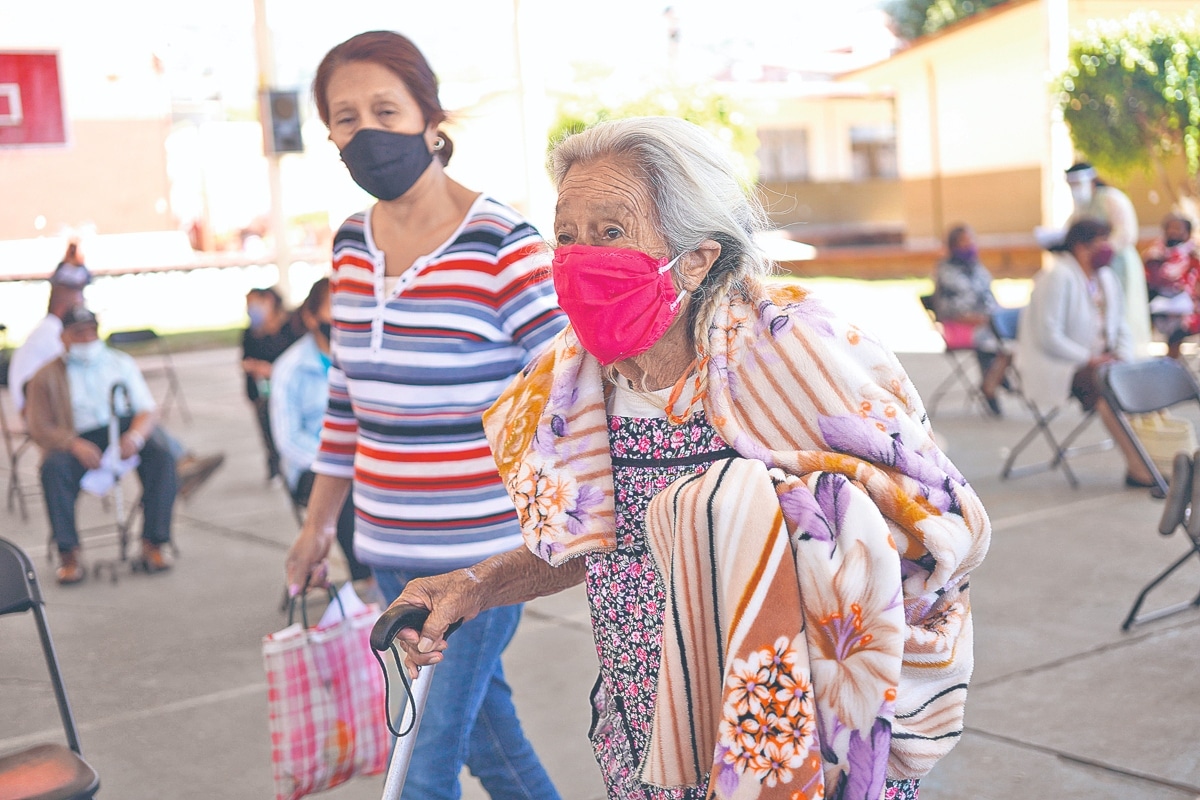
left=482, top=282, right=991, bottom=799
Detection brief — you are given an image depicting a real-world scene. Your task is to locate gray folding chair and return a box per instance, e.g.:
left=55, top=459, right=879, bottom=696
left=0, top=536, right=100, bottom=799
left=106, top=329, right=191, bottom=423
left=999, top=363, right=1108, bottom=488
left=918, top=294, right=988, bottom=416
left=1098, top=357, right=1200, bottom=499
left=1120, top=450, right=1200, bottom=630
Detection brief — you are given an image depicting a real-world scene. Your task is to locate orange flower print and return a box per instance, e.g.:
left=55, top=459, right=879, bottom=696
left=750, top=738, right=804, bottom=788
left=509, top=459, right=578, bottom=552
left=726, top=650, right=774, bottom=717
left=718, top=636, right=815, bottom=789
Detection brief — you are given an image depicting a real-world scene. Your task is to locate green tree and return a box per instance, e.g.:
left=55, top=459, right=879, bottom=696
left=885, top=0, right=1008, bottom=40
left=549, top=83, right=759, bottom=183
left=1057, top=12, right=1200, bottom=200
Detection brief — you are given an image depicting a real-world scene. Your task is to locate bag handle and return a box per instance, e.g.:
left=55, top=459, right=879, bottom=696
left=286, top=582, right=345, bottom=629
left=370, top=604, right=463, bottom=738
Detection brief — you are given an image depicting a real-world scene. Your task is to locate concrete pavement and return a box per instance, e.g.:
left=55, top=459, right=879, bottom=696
left=2, top=283, right=1199, bottom=799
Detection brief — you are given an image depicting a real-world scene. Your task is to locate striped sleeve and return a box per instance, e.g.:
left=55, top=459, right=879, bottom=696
left=312, top=357, right=356, bottom=480
left=495, top=224, right=566, bottom=363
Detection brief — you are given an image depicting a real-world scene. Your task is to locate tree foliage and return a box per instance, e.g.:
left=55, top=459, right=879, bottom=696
left=1057, top=12, right=1200, bottom=196
left=548, top=83, right=759, bottom=183
left=885, top=0, right=1008, bottom=40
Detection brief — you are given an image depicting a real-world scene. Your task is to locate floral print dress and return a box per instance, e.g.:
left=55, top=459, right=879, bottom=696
left=584, top=408, right=919, bottom=800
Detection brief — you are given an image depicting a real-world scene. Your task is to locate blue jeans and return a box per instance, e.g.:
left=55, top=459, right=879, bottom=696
left=374, top=567, right=561, bottom=800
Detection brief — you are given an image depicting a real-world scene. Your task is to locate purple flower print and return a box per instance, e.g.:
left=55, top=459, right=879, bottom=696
left=566, top=483, right=606, bottom=536
left=814, top=473, right=850, bottom=537
left=779, top=483, right=836, bottom=554
left=843, top=718, right=891, bottom=800
left=767, top=295, right=837, bottom=339
left=818, top=414, right=956, bottom=512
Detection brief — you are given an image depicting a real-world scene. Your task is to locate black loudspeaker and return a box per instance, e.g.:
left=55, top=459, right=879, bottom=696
left=262, top=89, right=304, bottom=154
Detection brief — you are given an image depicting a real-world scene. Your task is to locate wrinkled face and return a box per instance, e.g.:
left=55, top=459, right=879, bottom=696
left=1165, top=219, right=1190, bottom=244
left=553, top=156, right=668, bottom=259
left=325, top=61, right=434, bottom=151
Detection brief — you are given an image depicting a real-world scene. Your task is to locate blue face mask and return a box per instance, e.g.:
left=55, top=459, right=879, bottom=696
left=317, top=349, right=332, bottom=374
left=66, top=339, right=104, bottom=365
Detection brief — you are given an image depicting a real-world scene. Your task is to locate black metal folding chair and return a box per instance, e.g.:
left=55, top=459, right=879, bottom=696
left=1098, top=357, right=1200, bottom=499
left=106, top=329, right=191, bottom=423
left=918, top=294, right=988, bottom=416
left=1120, top=450, right=1200, bottom=631
left=999, top=364, right=1109, bottom=488
left=0, top=536, right=100, bottom=799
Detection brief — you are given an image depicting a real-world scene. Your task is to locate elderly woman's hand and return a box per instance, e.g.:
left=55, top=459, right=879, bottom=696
left=388, top=547, right=588, bottom=678
left=390, top=569, right=487, bottom=678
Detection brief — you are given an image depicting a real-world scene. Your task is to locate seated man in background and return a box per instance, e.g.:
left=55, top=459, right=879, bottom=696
left=269, top=279, right=372, bottom=593
left=932, top=223, right=1013, bottom=414
left=1015, top=219, right=1157, bottom=490
left=26, top=306, right=179, bottom=584
left=8, top=272, right=224, bottom=499
left=1143, top=212, right=1200, bottom=360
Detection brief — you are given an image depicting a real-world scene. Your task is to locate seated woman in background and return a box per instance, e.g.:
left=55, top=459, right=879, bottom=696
left=1015, top=218, right=1157, bottom=490
left=931, top=223, right=1013, bottom=415
left=1143, top=212, right=1200, bottom=360
left=269, top=278, right=372, bottom=591
left=241, top=286, right=304, bottom=481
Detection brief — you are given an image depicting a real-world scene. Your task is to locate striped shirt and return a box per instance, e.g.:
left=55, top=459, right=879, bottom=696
left=313, top=195, right=566, bottom=571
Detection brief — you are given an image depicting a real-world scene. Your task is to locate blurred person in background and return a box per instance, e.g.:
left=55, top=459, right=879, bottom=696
left=8, top=276, right=223, bottom=499
left=25, top=306, right=178, bottom=583
left=931, top=223, right=1014, bottom=415
left=282, top=30, right=566, bottom=800
left=50, top=239, right=92, bottom=289
left=269, top=278, right=373, bottom=595
left=241, top=286, right=304, bottom=481
left=1142, top=212, right=1200, bottom=360
left=1065, top=162, right=1152, bottom=357
left=1016, top=219, right=1156, bottom=490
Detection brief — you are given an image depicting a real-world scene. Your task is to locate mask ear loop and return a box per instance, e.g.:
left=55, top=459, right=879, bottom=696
left=658, top=254, right=689, bottom=311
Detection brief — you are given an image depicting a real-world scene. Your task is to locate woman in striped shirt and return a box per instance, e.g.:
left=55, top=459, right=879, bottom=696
left=284, top=31, right=565, bottom=800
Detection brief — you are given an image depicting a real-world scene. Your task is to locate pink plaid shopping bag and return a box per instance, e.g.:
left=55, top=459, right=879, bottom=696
left=262, top=604, right=388, bottom=800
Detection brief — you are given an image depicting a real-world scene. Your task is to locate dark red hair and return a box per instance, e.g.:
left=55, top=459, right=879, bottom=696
left=312, top=30, right=454, bottom=165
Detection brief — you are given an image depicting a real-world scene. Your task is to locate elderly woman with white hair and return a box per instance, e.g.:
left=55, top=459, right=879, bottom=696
left=394, top=117, right=991, bottom=800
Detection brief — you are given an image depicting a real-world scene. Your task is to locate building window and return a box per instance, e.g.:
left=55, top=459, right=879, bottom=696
left=850, top=124, right=897, bottom=181
left=757, top=128, right=809, bottom=182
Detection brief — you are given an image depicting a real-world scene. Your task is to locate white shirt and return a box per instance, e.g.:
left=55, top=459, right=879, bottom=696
left=65, top=347, right=157, bottom=433
left=8, top=315, right=64, bottom=412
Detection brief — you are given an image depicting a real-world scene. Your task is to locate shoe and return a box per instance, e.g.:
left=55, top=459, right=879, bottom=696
left=139, top=541, right=172, bottom=573
left=56, top=549, right=85, bottom=585
left=1124, top=473, right=1157, bottom=489
left=177, top=452, right=226, bottom=500
left=983, top=394, right=1002, bottom=417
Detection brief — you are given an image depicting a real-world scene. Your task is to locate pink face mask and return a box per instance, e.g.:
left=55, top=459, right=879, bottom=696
left=1091, top=242, right=1115, bottom=270
left=551, top=244, right=686, bottom=365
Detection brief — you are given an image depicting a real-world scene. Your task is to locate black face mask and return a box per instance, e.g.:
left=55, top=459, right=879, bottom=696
left=1166, top=237, right=1187, bottom=248
left=317, top=322, right=332, bottom=342
left=339, top=128, right=433, bottom=201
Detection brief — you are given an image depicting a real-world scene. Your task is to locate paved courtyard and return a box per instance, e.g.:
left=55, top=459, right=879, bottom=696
left=2, top=279, right=1199, bottom=799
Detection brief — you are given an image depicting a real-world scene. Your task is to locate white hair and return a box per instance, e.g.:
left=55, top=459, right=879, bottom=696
left=547, top=116, right=775, bottom=347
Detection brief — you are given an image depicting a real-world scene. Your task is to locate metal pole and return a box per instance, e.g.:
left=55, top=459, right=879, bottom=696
left=252, top=0, right=292, bottom=301
left=380, top=664, right=438, bottom=800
